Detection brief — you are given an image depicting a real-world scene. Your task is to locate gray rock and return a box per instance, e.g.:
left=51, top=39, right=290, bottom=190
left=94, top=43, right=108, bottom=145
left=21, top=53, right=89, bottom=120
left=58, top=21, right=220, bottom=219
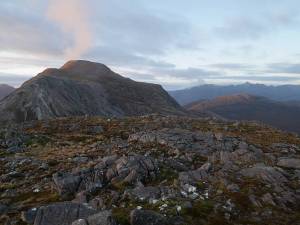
left=53, top=154, right=157, bottom=199
left=72, top=219, right=88, bottom=225
left=33, top=202, right=97, bottom=225
left=73, top=157, right=89, bottom=164
left=53, top=168, right=105, bottom=199
left=130, top=209, right=168, bottom=225
left=128, top=129, right=214, bottom=152
left=53, top=172, right=81, bottom=199
left=86, top=211, right=116, bottom=225
left=21, top=208, right=38, bottom=224
left=261, top=193, right=276, bottom=206
left=226, top=183, right=240, bottom=193
left=0, top=203, right=8, bottom=215
left=126, top=186, right=161, bottom=201
left=240, top=165, right=288, bottom=185
left=86, top=126, right=104, bottom=135
left=72, top=210, right=116, bottom=225
left=277, top=158, right=300, bottom=169
left=179, top=167, right=209, bottom=185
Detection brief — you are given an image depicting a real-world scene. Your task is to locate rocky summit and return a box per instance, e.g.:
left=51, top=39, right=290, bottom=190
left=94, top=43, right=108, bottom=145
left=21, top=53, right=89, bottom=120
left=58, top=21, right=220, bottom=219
left=0, top=114, right=300, bottom=225
left=0, top=60, right=184, bottom=124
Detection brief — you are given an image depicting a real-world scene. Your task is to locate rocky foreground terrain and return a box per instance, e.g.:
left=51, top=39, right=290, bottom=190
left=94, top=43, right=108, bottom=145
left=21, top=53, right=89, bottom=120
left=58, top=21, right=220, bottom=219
left=0, top=115, right=300, bottom=225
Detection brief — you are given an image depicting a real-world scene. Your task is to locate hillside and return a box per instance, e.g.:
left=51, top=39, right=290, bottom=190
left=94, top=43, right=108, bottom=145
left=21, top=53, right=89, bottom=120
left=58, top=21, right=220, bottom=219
left=0, top=60, right=184, bottom=123
left=0, top=84, right=15, bottom=100
left=186, top=94, right=300, bottom=134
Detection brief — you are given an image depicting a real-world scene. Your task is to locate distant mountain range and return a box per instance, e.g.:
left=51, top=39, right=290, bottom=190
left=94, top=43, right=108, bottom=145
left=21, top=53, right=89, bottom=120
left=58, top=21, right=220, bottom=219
left=169, top=83, right=300, bottom=105
left=186, top=93, right=300, bottom=134
left=0, top=84, right=15, bottom=100
left=0, top=60, right=184, bottom=123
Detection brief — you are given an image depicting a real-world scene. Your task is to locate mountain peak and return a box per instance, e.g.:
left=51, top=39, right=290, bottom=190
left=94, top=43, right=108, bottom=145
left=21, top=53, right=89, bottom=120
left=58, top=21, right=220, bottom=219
left=60, top=60, right=112, bottom=76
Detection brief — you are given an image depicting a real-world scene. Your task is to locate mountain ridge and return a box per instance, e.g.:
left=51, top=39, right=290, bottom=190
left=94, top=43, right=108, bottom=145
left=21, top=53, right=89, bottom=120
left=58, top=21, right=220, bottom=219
left=169, top=83, right=300, bottom=105
left=0, top=84, right=15, bottom=100
left=186, top=93, right=300, bottom=134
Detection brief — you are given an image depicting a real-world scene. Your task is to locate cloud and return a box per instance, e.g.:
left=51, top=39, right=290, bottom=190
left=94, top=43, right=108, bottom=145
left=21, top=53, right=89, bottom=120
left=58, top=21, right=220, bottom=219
left=210, top=63, right=255, bottom=70
left=86, top=45, right=175, bottom=69
left=0, top=73, right=32, bottom=87
left=215, top=18, right=266, bottom=40
left=214, top=12, right=300, bottom=41
left=47, top=0, right=92, bottom=59
left=267, top=63, right=300, bottom=74
left=88, top=0, right=199, bottom=56
left=208, top=75, right=300, bottom=82
left=0, top=5, right=65, bottom=56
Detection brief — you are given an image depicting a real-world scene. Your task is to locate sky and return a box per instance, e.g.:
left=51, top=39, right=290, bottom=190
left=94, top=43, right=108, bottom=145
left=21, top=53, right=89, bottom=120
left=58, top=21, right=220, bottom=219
left=0, top=0, right=300, bottom=90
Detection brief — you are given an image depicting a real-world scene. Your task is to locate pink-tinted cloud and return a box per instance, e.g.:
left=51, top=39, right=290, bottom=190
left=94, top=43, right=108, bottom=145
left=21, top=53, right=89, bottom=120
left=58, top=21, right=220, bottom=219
left=47, top=0, right=92, bottom=59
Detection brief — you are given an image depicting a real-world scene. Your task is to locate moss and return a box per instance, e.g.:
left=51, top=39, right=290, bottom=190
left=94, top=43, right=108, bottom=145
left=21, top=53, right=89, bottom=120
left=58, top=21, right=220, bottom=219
left=154, top=166, right=178, bottom=185
left=182, top=200, right=214, bottom=219
left=0, top=183, right=17, bottom=192
left=25, top=135, right=50, bottom=147
left=0, top=150, right=12, bottom=157
left=112, top=208, right=131, bottom=225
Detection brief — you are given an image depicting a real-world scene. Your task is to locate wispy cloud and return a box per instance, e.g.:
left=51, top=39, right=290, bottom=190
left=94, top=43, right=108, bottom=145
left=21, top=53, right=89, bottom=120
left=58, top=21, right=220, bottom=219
left=47, top=0, right=92, bottom=59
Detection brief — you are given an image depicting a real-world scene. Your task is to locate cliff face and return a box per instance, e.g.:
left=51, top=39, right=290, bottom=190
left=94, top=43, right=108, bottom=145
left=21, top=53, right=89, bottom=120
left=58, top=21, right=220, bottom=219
left=0, top=60, right=184, bottom=123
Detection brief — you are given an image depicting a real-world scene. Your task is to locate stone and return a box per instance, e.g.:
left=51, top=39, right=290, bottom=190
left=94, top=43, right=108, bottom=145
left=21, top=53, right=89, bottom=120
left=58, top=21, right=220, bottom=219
left=53, top=168, right=105, bottom=199
left=33, top=202, right=97, bottom=225
left=52, top=172, right=81, bottom=199
left=21, top=208, right=38, bottom=224
left=86, top=210, right=116, bottom=225
left=72, top=210, right=116, bottom=225
left=0, top=204, right=8, bottom=215
left=86, top=125, right=104, bottom=135
left=226, top=184, right=240, bottom=193
left=261, top=193, right=276, bottom=206
left=72, top=219, right=88, bottom=225
left=126, top=186, right=161, bottom=201
left=178, top=167, right=209, bottom=185
left=240, top=165, right=288, bottom=185
left=277, top=158, right=300, bottom=169
left=130, top=209, right=168, bottom=225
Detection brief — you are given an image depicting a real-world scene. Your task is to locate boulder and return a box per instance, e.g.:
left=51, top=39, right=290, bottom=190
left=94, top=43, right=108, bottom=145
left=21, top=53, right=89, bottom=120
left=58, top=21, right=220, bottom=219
left=25, top=202, right=97, bottom=225
left=53, top=169, right=104, bottom=199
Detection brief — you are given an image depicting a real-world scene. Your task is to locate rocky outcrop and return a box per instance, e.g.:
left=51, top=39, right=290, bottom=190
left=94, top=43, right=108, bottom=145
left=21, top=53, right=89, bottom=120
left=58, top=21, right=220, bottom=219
left=53, top=154, right=159, bottom=199
left=25, top=202, right=98, bottom=225
left=0, top=60, right=184, bottom=123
